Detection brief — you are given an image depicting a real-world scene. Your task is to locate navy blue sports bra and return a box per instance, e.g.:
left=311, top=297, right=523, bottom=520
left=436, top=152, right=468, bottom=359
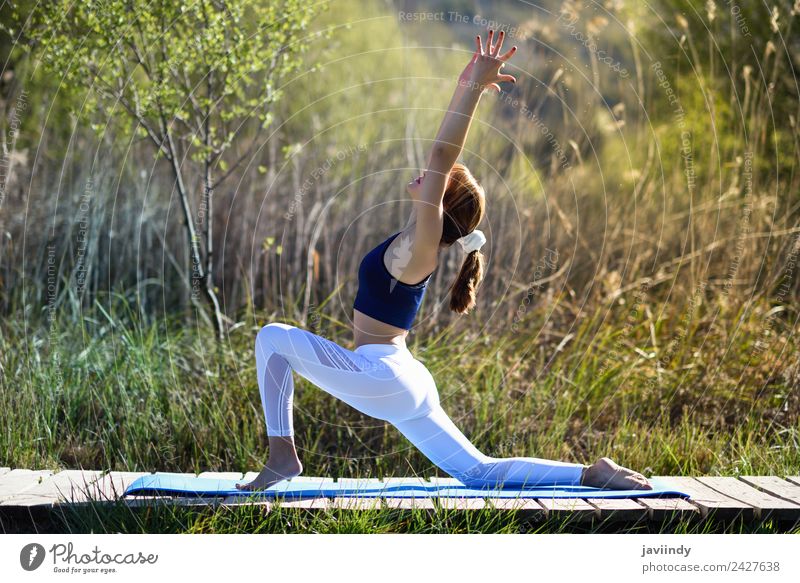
left=353, top=232, right=433, bottom=329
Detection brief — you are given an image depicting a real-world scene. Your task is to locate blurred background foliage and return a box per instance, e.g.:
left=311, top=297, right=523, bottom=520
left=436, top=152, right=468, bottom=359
left=1, top=0, right=797, bottom=325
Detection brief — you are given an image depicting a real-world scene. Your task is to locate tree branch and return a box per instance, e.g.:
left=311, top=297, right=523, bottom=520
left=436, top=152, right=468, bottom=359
left=87, top=63, right=169, bottom=159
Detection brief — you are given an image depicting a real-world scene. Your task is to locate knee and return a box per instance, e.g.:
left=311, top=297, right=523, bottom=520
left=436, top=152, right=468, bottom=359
left=255, top=322, right=296, bottom=355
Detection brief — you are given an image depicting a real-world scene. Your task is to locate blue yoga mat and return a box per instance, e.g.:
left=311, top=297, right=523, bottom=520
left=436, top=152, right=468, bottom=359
left=123, top=473, right=691, bottom=499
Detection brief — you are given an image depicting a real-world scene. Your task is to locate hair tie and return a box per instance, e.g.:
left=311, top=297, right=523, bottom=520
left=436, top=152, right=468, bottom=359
left=456, top=229, right=486, bottom=254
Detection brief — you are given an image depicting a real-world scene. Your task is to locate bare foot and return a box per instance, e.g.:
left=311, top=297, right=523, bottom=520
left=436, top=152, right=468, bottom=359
left=580, top=457, right=653, bottom=490
left=235, top=458, right=303, bottom=492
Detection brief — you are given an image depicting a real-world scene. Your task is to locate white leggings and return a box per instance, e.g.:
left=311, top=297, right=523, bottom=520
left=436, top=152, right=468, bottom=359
left=255, top=323, right=586, bottom=488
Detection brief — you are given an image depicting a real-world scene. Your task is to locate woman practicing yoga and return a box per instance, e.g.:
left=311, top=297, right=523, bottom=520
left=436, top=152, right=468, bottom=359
left=236, top=30, right=652, bottom=492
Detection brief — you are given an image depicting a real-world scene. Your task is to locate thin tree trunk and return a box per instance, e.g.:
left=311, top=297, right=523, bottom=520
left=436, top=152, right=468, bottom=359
left=161, top=117, right=225, bottom=342
left=203, top=77, right=225, bottom=343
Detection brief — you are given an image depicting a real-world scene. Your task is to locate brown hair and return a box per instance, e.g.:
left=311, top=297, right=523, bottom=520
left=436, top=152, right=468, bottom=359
left=441, top=163, right=486, bottom=314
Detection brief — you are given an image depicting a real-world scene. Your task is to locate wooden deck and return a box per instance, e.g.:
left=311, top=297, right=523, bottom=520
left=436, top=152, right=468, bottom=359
left=1, top=467, right=799, bottom=526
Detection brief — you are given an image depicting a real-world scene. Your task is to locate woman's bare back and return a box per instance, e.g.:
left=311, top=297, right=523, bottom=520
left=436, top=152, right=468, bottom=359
left=353, top=225, right=439, bottom=348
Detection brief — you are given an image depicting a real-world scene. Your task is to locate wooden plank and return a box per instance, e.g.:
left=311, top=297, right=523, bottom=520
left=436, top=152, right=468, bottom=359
left=653, top=476, right=752, bottom=521
left=583, top=497, right=648, bottom=522
left=636, top=497, right=701, bottom=521
left=120, top=496, right=168, bottom=508
left=19, top=470, right=797, bottom=527
left=161, top=497, right=223, bottom=508
left=382, top=497, right=436, bottom=510
left=738, top=476, right=800, bottom=506
left=437, top=497, right=487, bottom=510
left=486, top=497, right=547, bottom=520
left=273, top=497, right=331, bottom=510
left=331, top=497, right=382, bottom=510
left=696, top=476, right=800, bottom=521
left=0, top=470, right=55, bottom=500
left=1, top=469, right=104, bottom=507
left=535, top=497, right=596, bottom=523
left=220, top=496, right=271, bottom=509
left=123, top=496, right=222, bottom=509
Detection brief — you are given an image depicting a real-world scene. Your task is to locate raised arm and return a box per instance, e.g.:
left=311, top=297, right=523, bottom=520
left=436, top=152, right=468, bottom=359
left=412, top=30, right=516, bottom=259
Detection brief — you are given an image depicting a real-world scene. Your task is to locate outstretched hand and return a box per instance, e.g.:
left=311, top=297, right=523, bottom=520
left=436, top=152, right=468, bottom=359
left=459, top=29, right=517, bottom=93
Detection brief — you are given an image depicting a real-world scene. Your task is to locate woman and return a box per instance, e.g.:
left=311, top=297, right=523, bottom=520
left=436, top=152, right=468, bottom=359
left=236, top=30, right=652, bottom=492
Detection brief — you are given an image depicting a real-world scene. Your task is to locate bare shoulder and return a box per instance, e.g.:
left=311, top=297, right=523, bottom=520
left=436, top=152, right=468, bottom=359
left=383, top=227, right=438, bottom=285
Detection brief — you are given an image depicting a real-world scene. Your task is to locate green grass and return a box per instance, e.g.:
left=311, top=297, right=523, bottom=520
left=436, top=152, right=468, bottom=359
left=1, top=290, right=798, bottom=533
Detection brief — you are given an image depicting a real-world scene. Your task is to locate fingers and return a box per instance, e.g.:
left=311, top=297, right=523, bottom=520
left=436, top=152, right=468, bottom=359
left=491, top=30, right=505, bottom=56
left=475, top=30, right=517, bottom=87
left=471, top=45, right=481, bottom=64
left=486, top=75, right=515, bottom=92
left=498, top=45, right=517, bottom=62
left=474, top=34, right=484, bottom=55
left=479, top=29, right=516, bottom=59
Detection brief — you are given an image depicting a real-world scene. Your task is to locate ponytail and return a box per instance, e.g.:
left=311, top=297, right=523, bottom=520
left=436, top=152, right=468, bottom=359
left=449, top=249, right=485, bottom=313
